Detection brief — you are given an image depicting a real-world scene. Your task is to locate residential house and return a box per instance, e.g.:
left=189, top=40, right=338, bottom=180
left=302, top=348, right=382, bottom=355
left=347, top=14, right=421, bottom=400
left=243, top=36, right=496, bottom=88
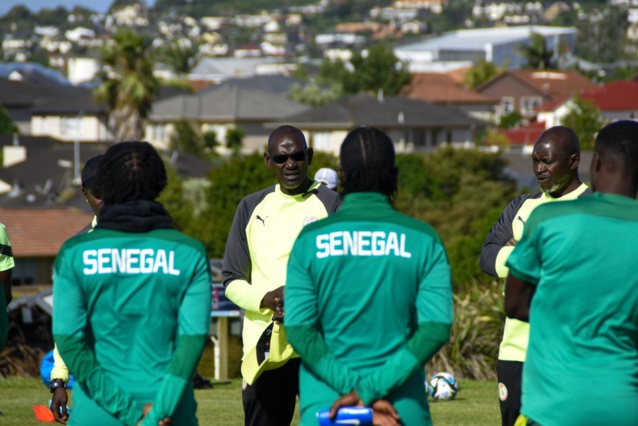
left=188, top=57, right=286, bottom=85
left=474, top=69, right=597, bottom=120
left=394, top=26, right=576, bottom=70
left=537, top=80, right=638, bottom=127
left=0, top=208, right=93, bottom=285
left=272, top=94, right=487, bottom=155
left=30, top=88, right=113, bottom=142
left=401, top=72, right=499, bottom=123
left=393, top=0, right=445, bottom=13
left=146, top=85, right=309, bottom=152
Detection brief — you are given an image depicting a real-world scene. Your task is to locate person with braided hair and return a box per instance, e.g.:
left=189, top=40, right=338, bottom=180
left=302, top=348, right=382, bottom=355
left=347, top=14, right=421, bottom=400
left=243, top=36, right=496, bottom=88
left=53, top=142, right=212, bottom=426
left=285, top=127, right=453, bottom=426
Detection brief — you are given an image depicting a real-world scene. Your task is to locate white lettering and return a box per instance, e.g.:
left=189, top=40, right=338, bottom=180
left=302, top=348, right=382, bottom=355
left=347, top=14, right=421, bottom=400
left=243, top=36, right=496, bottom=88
left=330, top=231, right=344, bottom=256
left=400, top=234, right=412, bottom=258
left=126, top=249, right=140, bottom=273
left=314, top=231, right=412, bottom=259
left=358, top=231, right=372, bottom=256
left=168, top=251, right=180, bottom=276
left=98, top=248, right=112, bottom=273
left=83, top=250, right=97, bottom=274
left=82, top=248, right=181, bottom=275
left=316, top=235, right=329, bottom=258
left=343, top=231, right=356, bottom=255
left=386, top=232, right=399, bottom=256
left=154, top=249, right=168, bottom=273
left=112, top=249, right=126, bottom=273
left=140, top=249, right=154, bottom=273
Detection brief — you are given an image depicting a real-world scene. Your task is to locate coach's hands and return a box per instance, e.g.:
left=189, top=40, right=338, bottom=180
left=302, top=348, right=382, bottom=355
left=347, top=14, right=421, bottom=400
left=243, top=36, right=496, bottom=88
left=137, top=403, right=172, bottom=426
left=329, top=391, right=400, bottom=426
left=50, top=388, right=69, bottom=424
left=261, top=286, right=285, bottom=322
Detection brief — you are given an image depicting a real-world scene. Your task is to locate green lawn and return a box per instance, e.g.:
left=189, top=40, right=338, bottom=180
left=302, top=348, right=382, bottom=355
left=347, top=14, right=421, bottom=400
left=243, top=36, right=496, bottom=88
left=0, top=377, right=499, bottom=425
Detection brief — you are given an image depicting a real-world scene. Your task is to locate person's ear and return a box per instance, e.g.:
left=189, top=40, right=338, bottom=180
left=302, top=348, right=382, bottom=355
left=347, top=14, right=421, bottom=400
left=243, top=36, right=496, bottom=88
left=264, top=152, right=272, bottom=169
left=570, top=153, right=580, bottom=170
left=338, top=169, right=346, bottom=184
left=591, top=152, right=602, bottom=174
left=306, top=147, right=314, bottom=165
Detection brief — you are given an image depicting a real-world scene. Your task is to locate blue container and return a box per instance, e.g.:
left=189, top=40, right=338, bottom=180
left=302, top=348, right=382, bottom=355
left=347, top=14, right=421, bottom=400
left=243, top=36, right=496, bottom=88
left=317, top=407, right=373, bottom=425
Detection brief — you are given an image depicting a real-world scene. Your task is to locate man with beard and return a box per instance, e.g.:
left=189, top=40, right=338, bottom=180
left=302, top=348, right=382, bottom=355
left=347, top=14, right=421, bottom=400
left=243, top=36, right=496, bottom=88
left=222, top=125, right=341, bottom=426
left=480, top=126, right=590, bottom=426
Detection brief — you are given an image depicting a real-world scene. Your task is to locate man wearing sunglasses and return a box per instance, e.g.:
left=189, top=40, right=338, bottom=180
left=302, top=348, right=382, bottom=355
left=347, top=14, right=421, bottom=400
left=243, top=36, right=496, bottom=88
left=223, top=125, right=341, bottom=426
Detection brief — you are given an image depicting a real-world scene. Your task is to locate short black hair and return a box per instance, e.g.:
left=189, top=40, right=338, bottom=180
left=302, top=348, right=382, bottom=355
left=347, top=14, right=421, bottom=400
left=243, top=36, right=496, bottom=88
left=94, top=141, right=167, bottom=204
left=267, top=125, right=307, bottom=153
left=81, top=155, right=102, bottom=190
left=340, top=127, right=397, bottom=197
left=595, top=120, right=638, bottom=177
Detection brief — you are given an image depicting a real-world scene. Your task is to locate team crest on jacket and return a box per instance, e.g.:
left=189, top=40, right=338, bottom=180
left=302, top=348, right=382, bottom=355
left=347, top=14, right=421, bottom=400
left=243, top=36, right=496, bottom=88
left=498, top=382, right=508, bottom=401
left=303, top=217, right=317, bottom=226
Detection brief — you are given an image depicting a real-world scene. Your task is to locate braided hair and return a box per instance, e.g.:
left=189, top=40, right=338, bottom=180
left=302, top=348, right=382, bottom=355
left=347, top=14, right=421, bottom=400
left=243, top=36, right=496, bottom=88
left=94, top=141, right=167, bottom=205
left=340, top=127, right=398, bottom=198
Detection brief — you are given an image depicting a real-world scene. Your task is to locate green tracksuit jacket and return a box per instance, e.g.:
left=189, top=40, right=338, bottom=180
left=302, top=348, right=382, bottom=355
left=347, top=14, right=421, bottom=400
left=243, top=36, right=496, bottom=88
left=53, top=228, right=212, bottom=426
left=285, top=192, right=453, bottom=426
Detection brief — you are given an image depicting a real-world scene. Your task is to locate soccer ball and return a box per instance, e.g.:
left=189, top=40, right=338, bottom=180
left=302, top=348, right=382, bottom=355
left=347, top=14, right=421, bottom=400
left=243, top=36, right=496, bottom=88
left=428, top=372, right=459, bottom=400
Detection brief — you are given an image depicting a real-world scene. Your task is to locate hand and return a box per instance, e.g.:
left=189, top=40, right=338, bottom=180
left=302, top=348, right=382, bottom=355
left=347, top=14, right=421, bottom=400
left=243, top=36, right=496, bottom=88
left=50, top=388, right=69, bottom=424
left=505, top=238, right=517, bottom=247
left=371, top=399, right=400, bottom=426
left=136, top=403, right=172, bottom=426
left=261, top=286, right=285, bottom=321
left=328, top=390, right=361, bottom=418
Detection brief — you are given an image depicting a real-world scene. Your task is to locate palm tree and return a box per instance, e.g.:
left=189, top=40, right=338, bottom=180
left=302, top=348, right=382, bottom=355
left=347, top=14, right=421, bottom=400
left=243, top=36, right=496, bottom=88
left=94, top=28, right=159, bottom=142
left=518, top=32, right=555, bottom=70
left=160, top=39, right=199, bottom=76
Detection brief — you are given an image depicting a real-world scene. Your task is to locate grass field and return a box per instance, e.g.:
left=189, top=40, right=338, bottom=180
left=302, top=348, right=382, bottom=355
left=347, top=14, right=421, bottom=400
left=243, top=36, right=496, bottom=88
left=0, top=377, right=499, bottom=425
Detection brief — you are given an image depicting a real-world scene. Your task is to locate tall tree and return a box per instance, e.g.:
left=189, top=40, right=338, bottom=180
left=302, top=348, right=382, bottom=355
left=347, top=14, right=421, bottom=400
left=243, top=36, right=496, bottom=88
left=0, top=104, right=18, bottom=135
left=562, top=94, right=607, bottom=150
left=464, top=58, right=502, bottom=89
left=159, top=39, right=199, bottom=76
left=94, top=28, right=159, bottom=142
left=518, top=32, right=555, bottom=70
left=319, top=43, right=411, bottom=96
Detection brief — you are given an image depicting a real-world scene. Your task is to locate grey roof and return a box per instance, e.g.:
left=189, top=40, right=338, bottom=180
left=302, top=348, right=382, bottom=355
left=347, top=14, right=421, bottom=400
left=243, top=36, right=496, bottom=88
left=189, top=57, right=282, bottom=79
left=31, top=87, right=105, bottom=115
left=0, top=62, right=73, bottom=87
left=276, top=94, right=487, bottom=129
left=150, top=85, right=308, bottom=122
left=201, top=75, right=306, bottom=96
left=0, top=136, right=214, bottom=210
left=396, top=25, right=576, bottom=53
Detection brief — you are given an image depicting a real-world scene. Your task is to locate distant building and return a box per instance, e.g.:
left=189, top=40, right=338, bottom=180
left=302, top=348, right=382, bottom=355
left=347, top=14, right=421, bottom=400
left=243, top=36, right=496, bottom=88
left=474, top=69, right=596, bottom=119
left=272, top=94, right=487, bottom=155
left=394, top=25, right=576, bottom=70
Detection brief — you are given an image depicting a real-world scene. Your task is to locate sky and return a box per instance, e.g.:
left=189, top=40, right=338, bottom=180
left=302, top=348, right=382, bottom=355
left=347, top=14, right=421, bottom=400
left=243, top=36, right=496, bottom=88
left=0, top=1, right=155, bottom=16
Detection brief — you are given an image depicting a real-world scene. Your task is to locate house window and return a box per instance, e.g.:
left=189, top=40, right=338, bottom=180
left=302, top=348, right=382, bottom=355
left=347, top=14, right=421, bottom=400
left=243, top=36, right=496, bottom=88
left=520, top=96, right=543, bottom=114
left=61, top=117, right=80, bottom=136
left=312, top=132, right=333, bottom=152
left=152, top=124, right=169, bottom=143
left=501, top=97, right=515, bottom=114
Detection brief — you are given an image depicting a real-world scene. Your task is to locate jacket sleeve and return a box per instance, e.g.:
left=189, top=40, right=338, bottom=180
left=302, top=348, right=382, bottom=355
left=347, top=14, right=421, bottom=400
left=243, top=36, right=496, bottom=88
left=142, top=248, right=212, bottom=426
left=53, top=247, right=144, bottom=426
left=50, top=344, right=70, bottom=382
left=480, top=195, right=527, bottom=278
left=285, top=235, right=361, bottom=395
left=355, top=240, right=453, bottom=405
left=222, top=197, right=270, bottom=314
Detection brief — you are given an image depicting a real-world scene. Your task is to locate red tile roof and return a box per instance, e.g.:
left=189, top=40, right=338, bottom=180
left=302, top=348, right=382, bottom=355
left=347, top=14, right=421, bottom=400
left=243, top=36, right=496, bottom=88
left=508, top=70, right=597, bottom=99
left=0, top=208, right=93, bottom=257
left=579, top=80, right=638, bottom=110
left=537, top=79, right=638, bottom=112
left=402, top=72, right=499, bottom=104
left=496, top=121, right=546, bottom=146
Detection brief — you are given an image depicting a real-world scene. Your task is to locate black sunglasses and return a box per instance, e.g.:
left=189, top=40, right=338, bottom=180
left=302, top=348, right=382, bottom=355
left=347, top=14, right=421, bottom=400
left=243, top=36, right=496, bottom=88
left=269, top=150, right=307, bottom=164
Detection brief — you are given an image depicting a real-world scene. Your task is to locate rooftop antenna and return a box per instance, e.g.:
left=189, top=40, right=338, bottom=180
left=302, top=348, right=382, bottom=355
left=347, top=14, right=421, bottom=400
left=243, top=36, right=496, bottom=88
left=72, top=110, right=84, bottom=186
